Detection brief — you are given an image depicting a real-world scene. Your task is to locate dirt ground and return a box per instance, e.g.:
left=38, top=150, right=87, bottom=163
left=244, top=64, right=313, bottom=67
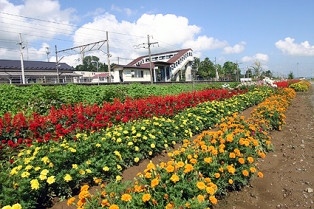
left=49, top=83, right=314, bottom=209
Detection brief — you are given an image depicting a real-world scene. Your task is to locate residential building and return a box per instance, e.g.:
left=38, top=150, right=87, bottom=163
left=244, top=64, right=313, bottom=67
left=0, top=59, right=81, bottom=84
left=112, top=48, right=194, bottom=83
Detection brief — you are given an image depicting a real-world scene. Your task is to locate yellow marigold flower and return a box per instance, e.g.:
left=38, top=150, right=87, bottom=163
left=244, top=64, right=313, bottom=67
left=64, top=174, right=72, bottom=182
left=127, top=142, right=133, bottom=146
left=2, top=205, right=12, bottom=209
left=121, top=194, right=132, bottom=202
left=79, top=170, right=86, bottom=175
left=204, top=157, right=212, bottom=164
left=25, top=165, right=33, bottom=171
left=135, top=146, right=139, bottom=151
left=116, top=175, right=122, bottom=181
left=34, top=166, right=41, bottom=171
left=228, top=179, right=233, bottom=184
left=40, top=169, right=49, bottom=176
left=116, top=138, right=122, bottom=143
left=134, top=157, right=140, bottom=163
left=175, top=161, right=185, bottom=168
left=142, top=193, right=151, bottom=202
left=86, top=169, right=92, bottom=174
left=170, top=174, right=180, bottom=183
left=48, top=162, right=54, bottom=168
left=103, top=166, right=110, bottom=171
left=30, top=179, right=40, bottom=190
left=209, top=195, right=218, bottom=205
left=86, top=160, right=91, bottom=165
left=11, top=203, right=22, bottom=209
left=150, top=144, right=155, bottom=148
left=197, top=194, right=205, bottom=202
left=39, top=174, right=47, bottom=180
left=109, top=204, right=119, bottom=209
left=96, top=143, right=101, bottom=147
left=47, top=176, right=55, bottom=184
left=67, top=197, right=75, bottom=206
left=196, top=182, right=206, bottom=190
left=242, top=170, right=249, bottom=177
left=150, top=178, right=159, bottom=188
left=21, top=171, right=30, bottom=178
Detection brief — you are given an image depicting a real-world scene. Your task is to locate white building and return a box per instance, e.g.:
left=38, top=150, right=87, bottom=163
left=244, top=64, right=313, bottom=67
left=112, top=48, right=194, bottom=83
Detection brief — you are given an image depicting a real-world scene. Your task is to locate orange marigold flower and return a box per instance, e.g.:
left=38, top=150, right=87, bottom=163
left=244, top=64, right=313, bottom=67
left=151, top=178, right=159, bottom=188
left=204, top=157, right=212, bottom=164
left=101, top=199, right=110, bottom=207
left=242, top=170, right=249, bottom=177
left=214, top=173, right=220, bottom=178
left=247, top=157, right=254, bottom=163
left=238, top=158, right=245, bottom=164
left=164, top=194, right=169, bottom=200
left=67, top=197, right=75, bottom=206
left=197, top=182, right=206, bottom=190
left=152, top=198, right=158, bottom=205
left=250, top=167, right=256, bottom=173
left=175, top=161, right=185, bottom=168
left=109, top=204, right=119, bottom=209
left=170, top=174, right=180, bottom=183
left=259, top=152, right=266, bottom=158
left=209, top=195, right=218, bottom=205
left=184, top=164, right=194, bottom=173
left=142, top=193, right=151, bottom=202
left=204, top=177, right=211, bottom=183
left=166, top=203, right=175, bottom=209
left=101, top=191, right=107, bottom=197
left=166, top=165, right=175, bottom=173
left=257, top=171, right=264, bottom=178
left=190, top=158, right=197, bottom=164
left=121, top=194, right=132, bottom=202
left=212, top=149, right=218, bottom=155
left=78, top=190, right=90, bottom=200
left=145, top=172, right=152, bottom=179
left=80, top=185, right=89, bottom=192
left=206, top=186, right=215, bottom=195
left=134, top=185, right=144, bottom=192
left=229, top=152, right=236, bottom=158
left=147, top=162, right=156, bottom=171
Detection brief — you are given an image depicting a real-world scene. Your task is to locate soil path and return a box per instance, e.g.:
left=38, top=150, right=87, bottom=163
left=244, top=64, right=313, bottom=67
left=49, top=84, right=314, bottom=209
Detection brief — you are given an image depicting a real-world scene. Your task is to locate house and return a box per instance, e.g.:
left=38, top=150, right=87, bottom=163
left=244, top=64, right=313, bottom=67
left=0, top=59, right=81, bottom=84
left=112, top=48, right=194, bottom=83
left=72, top=71, right=114, bottom=83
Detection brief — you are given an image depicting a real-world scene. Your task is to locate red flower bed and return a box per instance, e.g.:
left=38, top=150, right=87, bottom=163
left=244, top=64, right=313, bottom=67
left=0, top=89, right=247, bottom=149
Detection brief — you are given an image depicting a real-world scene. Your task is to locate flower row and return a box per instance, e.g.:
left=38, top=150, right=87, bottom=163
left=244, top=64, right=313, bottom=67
left=1, top=87, right=273, bottom=208
left=70, top=88, right=296, bottom=209
left=0, top=89, right=246, bottom=150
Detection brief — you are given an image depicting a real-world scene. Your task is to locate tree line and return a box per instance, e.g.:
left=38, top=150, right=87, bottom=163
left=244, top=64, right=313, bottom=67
left=75, top=55, right=274, bottom=81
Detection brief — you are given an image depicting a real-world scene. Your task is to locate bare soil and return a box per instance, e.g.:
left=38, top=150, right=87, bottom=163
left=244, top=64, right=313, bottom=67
left=49, top=83, right=314, bottom=209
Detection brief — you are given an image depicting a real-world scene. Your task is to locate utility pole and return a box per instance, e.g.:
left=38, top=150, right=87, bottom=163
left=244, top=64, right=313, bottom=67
left=18, top=33, right=25, bottom=84
left=46, top=47, right=50, bottom=62
left=55, top=45, right=59, bottom=83
left=106, top=31, right=111, bottom=83
left=134, top=35, right=158, bottom=84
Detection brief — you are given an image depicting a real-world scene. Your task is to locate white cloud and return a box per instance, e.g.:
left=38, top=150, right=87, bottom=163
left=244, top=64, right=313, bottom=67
left=182, top=36, right=228, bottom=51
left=0, top=0, right=76, bottom=60
left=242, top=53, right=269, bottom=63
left=275, top=37, right=314, bottom=56
left=111, top=4, right=135, bottom=16
left=222, top=41, right=246, bottom=54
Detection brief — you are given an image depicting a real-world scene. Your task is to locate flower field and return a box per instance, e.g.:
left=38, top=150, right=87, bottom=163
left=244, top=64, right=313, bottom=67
left=0, top=80, right=308, bottom=209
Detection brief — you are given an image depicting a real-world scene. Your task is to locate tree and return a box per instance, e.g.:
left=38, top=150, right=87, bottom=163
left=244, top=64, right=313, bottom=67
left=223, top=61, right=237, bottom=81
left=250, top=60, right=263, bottom=79
left=75, top=56, right=110, bottom=72
left=196, top=57, right=215, bottom=80
left=288, top=71, right=294, bottom=79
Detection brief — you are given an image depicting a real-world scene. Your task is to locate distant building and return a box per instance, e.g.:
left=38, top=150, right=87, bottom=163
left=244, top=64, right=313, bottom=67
left=112, top=48, right=194, bottom=82
left=0, top=59, right=81, bottom=84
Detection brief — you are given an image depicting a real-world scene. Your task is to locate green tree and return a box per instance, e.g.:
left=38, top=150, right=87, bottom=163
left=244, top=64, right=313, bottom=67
left=223, top=61, right=237, bottom=81
left=250, top=60, right=264, bottom=79
left=75, top=56, right=111, bottom=72
left=197, top=57, right=215, bottom=80
left=288, top=71, right=294, bottom=79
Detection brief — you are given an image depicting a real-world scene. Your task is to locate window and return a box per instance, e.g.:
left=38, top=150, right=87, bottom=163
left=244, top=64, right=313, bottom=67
left=99, top=77, right=105, bottom=81
left=131, top=70, right=144, bottom=78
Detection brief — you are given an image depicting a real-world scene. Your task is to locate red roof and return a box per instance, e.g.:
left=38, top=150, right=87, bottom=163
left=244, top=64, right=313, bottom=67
left=92, top=73, right=110, bottom=78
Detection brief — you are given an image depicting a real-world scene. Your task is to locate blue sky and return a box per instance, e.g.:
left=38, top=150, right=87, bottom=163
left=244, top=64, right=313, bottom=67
left=1, top=0, right=314, bottom=77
